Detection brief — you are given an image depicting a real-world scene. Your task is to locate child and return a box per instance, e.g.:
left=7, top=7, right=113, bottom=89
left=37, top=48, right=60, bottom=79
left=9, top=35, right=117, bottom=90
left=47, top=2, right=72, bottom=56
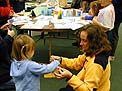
left=72, top=1, right=101, bottom=47
left=10, top=34, right=60, bottom=91
left=81, top=1, right=102, bottom=20
left=92, top=0, right=115, bottom=32
left=92, top=0, right=115, bottom=61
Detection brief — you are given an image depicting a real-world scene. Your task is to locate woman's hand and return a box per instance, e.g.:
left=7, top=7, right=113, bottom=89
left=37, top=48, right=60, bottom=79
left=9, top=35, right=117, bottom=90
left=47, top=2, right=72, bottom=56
left=7, top=29, right=15, bottom=37
left=0, top=23, right=15, bottom=37
left=54, top=67, right=73, bottom=79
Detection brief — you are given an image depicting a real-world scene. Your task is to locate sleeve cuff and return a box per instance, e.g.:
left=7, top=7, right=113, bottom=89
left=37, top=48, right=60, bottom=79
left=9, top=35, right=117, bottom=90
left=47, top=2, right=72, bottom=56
left=66, top=74, right=73, bottom=82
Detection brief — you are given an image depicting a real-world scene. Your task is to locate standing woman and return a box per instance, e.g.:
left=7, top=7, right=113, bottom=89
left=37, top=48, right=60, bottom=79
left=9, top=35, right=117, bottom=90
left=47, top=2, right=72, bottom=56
left=0, top=23, right=15, bottom=90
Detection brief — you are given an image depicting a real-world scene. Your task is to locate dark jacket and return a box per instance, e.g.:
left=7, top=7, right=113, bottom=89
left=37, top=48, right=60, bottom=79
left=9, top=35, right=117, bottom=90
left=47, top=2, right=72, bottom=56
left=71, top=0, right=82, bottom=9
left=0, top=31, right=14, bottom=83
left=10, top=0, right=25, bottom=13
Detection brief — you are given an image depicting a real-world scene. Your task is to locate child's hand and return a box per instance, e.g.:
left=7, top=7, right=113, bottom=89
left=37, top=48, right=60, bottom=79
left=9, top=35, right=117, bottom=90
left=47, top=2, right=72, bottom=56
left=50, top=55, right=61, bottom=62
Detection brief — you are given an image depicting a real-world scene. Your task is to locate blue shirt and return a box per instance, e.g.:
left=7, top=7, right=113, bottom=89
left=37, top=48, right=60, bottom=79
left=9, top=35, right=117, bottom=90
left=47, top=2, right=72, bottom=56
left=10, top=59, right=60, bottom=91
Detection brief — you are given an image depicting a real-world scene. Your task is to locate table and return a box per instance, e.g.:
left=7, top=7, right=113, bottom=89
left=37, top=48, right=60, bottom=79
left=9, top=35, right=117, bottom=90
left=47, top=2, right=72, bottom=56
left=14, top=15, right=91, bottom=56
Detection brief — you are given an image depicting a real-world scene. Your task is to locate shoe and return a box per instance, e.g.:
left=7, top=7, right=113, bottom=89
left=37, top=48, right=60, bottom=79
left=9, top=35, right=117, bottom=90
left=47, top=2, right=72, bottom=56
left=108, top=56, right=115, bottom=61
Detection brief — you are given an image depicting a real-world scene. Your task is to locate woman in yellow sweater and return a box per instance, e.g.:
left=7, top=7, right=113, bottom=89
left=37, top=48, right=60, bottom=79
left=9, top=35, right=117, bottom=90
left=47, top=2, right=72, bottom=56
left=50, top=24, right=112, bottom=91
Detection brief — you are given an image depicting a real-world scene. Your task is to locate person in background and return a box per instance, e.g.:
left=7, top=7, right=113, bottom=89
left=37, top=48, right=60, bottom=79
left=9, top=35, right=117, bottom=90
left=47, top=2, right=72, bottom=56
left=81, top=1, right=102, bottom=20
left=0, top=23, right=15, bottom=90
left=72, top=0, right=98, bottom=47
left=93, top=0, right=115, bottom=32
left=72, top=1, right=101, bottom=47
left=110, top=0, right=122, bottom=61
left=6, top=0, right=10, bottom=6
left=10, top=0, right=26, bottom=13
left=0, top=0, right=16, bottom=27
left=80, top=0, right=95, bottom=12
left=9, top=0, right=26, bottom=35
left=71, top=0, right=95, bottom=12
left=47, top=0, right=59, bottom=7
left=92, top=0, right=115, bottom=61
left=10, top=34, right=60, bottom=91
left=50, top=24, right=112, bottom=91
left=71, top=0, right=82, bottom=9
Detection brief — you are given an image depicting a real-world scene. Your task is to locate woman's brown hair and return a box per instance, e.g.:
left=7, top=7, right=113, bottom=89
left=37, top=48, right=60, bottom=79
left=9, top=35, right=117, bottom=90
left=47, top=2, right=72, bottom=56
left=79, top=24, right=112, bottom=57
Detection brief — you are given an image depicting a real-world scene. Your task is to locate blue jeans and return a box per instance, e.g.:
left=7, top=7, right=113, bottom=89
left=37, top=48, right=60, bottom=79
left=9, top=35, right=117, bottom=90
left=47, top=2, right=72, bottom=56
left=0, top=79, right=15, bottom=90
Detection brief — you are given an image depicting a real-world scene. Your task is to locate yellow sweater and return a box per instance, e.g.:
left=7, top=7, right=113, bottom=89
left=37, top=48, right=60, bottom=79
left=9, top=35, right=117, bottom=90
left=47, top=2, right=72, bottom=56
left=61, top=53, right=111, bottom=91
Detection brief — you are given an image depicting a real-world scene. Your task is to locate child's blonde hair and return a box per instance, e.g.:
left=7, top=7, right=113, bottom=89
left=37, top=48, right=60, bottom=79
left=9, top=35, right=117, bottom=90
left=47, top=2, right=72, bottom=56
left=11, top=34, right=35, bottom=61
